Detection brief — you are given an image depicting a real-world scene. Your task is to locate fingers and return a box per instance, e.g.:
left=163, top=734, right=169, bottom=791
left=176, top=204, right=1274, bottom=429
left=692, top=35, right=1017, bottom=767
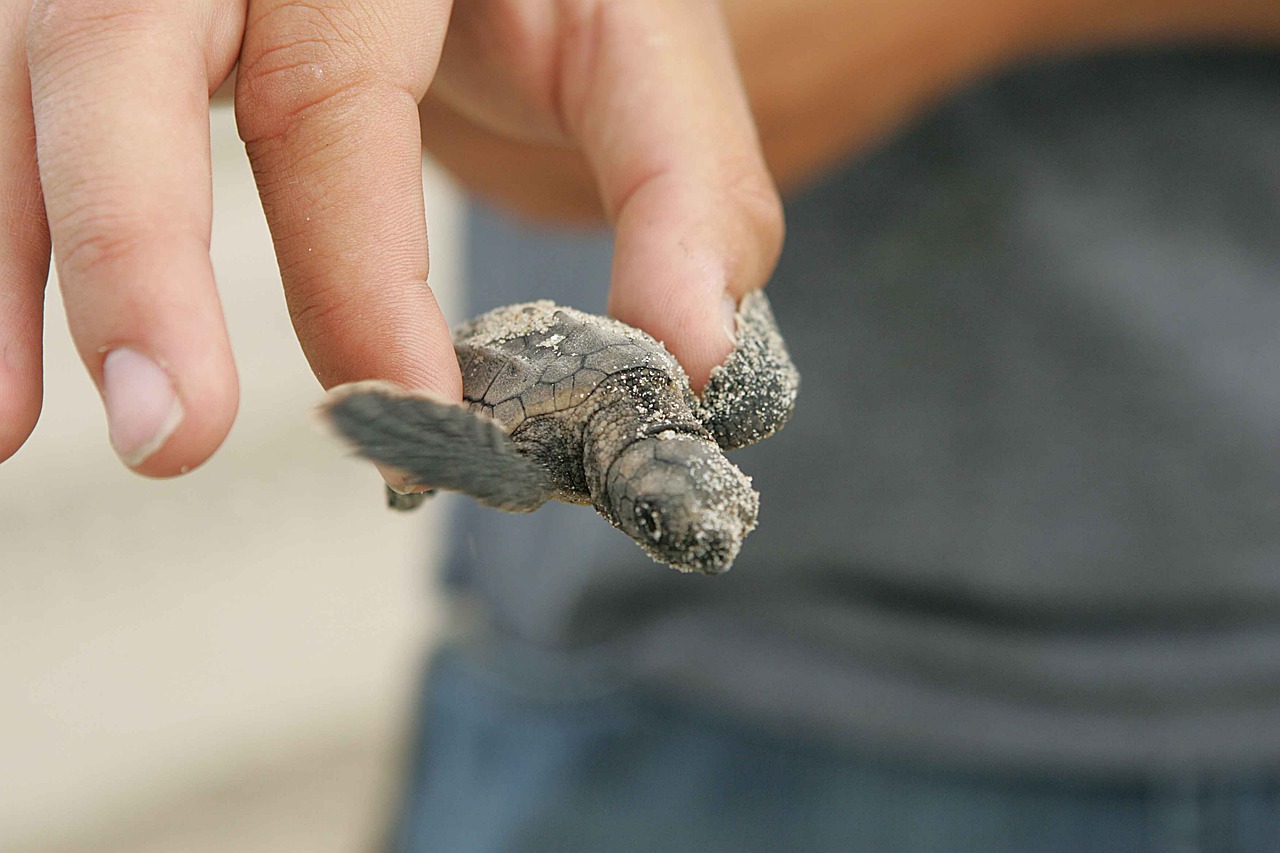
left=236, top=0, right=461, bottom=400
left=0, top=1, right=51, bottom=463
left=25, top=0, right=245, bottom=475
left=418, top=93, right=601, bottom=223
left=557, top=0, right=784, bottom=390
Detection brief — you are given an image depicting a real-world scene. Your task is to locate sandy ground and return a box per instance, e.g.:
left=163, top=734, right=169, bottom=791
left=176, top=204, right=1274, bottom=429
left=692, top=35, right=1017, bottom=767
left=1, top=104, right=462, bottom=853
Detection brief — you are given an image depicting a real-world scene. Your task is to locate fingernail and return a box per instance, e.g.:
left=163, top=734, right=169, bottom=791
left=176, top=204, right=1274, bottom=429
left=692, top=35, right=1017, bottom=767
left=721, top=293, right=740, bottom=343
left=102, top=348, right=184, bottom=467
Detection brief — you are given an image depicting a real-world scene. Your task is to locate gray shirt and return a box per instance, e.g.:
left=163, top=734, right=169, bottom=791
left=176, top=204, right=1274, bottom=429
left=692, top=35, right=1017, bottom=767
left=444, top=49, right=1280, bottom=775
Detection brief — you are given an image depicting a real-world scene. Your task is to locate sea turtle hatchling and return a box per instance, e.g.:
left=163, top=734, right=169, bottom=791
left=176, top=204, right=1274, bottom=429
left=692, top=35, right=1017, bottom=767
left=322, top=290, right=798, bottom=575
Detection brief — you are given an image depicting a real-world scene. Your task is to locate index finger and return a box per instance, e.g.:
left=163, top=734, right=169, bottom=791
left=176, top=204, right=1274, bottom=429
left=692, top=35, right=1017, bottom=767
left=558, top=0, right=784, bottom=390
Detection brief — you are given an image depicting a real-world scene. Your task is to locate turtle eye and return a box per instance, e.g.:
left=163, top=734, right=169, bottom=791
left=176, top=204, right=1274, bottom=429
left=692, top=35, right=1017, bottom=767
left=634, top=500, right=663, bottom=543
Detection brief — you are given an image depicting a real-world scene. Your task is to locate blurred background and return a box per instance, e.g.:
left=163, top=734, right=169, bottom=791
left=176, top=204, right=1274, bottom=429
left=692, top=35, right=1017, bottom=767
left=1, top=102, right=459, bottom=852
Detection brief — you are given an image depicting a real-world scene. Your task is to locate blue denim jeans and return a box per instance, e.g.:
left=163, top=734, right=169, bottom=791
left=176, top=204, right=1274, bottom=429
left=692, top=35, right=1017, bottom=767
left=393, top=644, right=1280, bottom=853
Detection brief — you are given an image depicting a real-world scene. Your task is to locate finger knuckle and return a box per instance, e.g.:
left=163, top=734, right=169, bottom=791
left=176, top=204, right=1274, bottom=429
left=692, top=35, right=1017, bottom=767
left=27, top=0, right=160, bottom=68
left=236, top=1, right=419, bottom=143
left=287, top=283, right=352, bottom=346
left=56, top=224, right=150, bottom=281
left=458, top=0, right=547, bottom=58
left=448, top=0, right=558, bottom=94
left=728, top=169, right=785, bottom=268
left=49, top=192, right=195, bottom=282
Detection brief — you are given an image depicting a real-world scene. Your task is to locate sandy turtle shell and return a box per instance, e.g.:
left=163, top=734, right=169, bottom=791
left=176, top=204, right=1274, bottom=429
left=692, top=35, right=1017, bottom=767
left=323, top=290, right=798, bottom=574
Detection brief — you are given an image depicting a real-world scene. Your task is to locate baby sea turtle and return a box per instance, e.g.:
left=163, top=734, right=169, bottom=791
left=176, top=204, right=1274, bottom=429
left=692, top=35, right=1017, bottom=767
left=322, top=291, right=798, bottom=575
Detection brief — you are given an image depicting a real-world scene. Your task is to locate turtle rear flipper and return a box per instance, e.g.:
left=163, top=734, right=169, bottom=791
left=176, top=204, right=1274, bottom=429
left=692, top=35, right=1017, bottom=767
left=699, top=290, right=800, bottom=450
left=322, top=381, right=553, bottom=513
left=384, top=486, right=434, bottom=511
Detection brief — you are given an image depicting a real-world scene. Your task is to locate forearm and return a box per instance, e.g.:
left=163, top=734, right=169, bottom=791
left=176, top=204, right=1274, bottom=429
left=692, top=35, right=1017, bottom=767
left=728, top=0, right=1280, bottom=190
left=419, top=0, right=1280, bottom=223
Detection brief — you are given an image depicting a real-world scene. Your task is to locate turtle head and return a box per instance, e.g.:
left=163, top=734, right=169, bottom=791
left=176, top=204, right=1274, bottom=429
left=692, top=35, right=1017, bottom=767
left=606, top=433, right=759, bottom=575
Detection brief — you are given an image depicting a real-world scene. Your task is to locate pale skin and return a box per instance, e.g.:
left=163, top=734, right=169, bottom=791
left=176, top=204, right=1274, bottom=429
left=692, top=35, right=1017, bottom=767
left=1, top=0, right=1278, bottom=478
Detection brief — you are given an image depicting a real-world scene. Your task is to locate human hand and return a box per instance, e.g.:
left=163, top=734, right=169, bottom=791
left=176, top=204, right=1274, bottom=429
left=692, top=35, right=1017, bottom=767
left=422, top=1, right=1280, bottom=268
left=423, top=0, right=783, bottom=393
left=1, top=0, right=781, bottom=477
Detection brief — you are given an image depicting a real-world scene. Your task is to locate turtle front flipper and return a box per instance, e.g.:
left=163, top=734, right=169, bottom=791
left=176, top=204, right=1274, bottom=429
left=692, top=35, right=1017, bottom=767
left=698, top=290, right=800, bottom=450
left=322, top=381, right=553, bottom=513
